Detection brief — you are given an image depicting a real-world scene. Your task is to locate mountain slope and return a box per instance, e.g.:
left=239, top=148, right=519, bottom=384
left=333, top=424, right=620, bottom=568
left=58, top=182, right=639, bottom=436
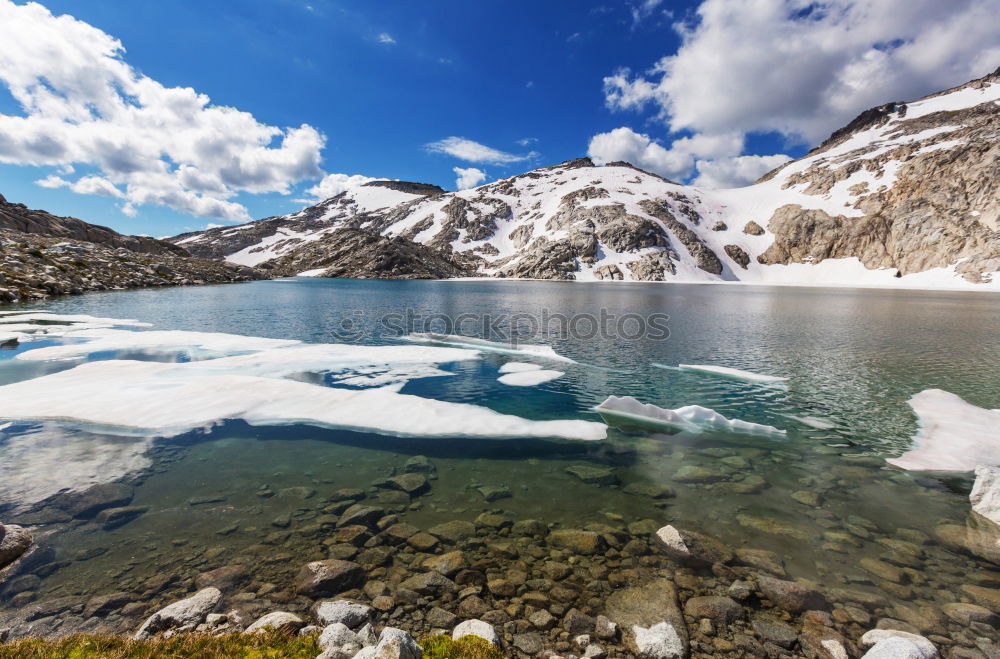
left=0, top=194, right=185, bottom=257
left=0, top=194, right=265, bottom=304
left=170, top=68, right=1000, bottom=289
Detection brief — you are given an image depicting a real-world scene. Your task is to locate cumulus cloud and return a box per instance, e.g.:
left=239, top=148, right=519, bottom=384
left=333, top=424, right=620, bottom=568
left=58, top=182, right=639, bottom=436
left=304, top=173, right=377, bottom=201
left=425, top=137, right=537, bottom=165
left=0, top=1, right=329, bottom=220
left=377, top=32, right=396, bottom=44
left=453, top=167, right=486, bottom=190
left=588, top=127, right=691, bottom=180
left=598, top=0, right=1000, bottom=187
left=36, top=174, right=124, bottom=198
left=692, top=154, right=792, bottom=188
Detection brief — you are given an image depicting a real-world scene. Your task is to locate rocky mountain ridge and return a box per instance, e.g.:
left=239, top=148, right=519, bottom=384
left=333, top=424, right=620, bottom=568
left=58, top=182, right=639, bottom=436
left=0, top=195, right=267, bottom=304
left=169, top=67, right=999, bottom=288
left=0, top=193, right=184, bottom=257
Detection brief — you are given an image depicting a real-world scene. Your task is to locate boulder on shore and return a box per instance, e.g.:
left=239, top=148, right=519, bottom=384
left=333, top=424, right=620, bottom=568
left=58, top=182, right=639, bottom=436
left=134, top=587, right=222, bottom=640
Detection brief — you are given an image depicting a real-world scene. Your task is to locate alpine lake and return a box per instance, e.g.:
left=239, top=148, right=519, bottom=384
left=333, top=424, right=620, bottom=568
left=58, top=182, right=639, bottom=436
left=1, top=277, right=999, bottom=657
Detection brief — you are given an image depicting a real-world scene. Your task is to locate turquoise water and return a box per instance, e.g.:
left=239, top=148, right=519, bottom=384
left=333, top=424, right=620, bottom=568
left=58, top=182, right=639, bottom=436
left=1, top=278, right=999, bottom=639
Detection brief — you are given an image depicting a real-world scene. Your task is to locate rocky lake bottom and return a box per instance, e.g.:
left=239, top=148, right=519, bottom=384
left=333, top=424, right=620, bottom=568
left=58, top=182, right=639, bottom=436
left=1, top=278, right=1000, bottom=658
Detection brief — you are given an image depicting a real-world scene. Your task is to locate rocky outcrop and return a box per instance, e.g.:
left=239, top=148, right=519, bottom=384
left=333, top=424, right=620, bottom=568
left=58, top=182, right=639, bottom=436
left=0, top=523, right=32, bottom=579
left=0, top=193, right=185, bottom=257
left=263, top=228, right=475, bottom=279
left=758, top=69, right=1000, bottom=283
left=0, top=228, right=264, bottom=304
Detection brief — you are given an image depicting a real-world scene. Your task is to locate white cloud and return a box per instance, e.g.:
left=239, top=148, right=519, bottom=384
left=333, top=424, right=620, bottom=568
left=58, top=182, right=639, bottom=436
left=36, top=173, right=123, bottom=198
left=692, top=154, right=792, bottom=188
left=631, top=0, right=665, bottom=27
left=516, top=137, right=538, bottom=146
left=607, top=0, right=1000, bottom=142
left=377, top=32, right=396, bottom=44
left=598, top=0, right=1000, bottom=187
left=453, top=166, right=486, bottom=190
left=425, top=137, right=537, bottom=165
left=304, top=173, right=377, bottom=201
left=0, top=0, right=328, bottom=220
left=588, top=127, right=690, bottom=180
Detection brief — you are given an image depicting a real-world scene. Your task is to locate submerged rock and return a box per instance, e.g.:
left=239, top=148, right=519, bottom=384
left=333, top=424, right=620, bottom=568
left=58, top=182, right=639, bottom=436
left=652, top=525, right=733, bottom=566
left=548, top=529, right=605, bottom=555
left=756, top=575, right=827, bottom=613
left=0, top=523, right=32, bottom=572
left=295, top=560, right=364, bottom=597
left=96, top=505, right=147, bottom=530
left=565, top=464, right=619, bottom=486
left=52, top=483, right=134, bottom=519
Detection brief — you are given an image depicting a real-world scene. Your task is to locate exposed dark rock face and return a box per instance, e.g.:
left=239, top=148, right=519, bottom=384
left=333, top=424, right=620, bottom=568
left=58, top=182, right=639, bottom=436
left=639, top=199, right=723, bottom=274
left=725, top=244, right=751, bottom=269
left=0, top=194, right=185, bottom=257
left=0, top=228, right=263, bottom=304
left=263, top=228, right=475, bottom=280
left=360, top=180, right=445, bottom=196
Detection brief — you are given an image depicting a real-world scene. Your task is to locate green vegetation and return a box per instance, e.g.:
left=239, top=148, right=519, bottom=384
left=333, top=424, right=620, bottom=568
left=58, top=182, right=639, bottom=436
left=0, top=630, right=321, bottom=659
left=0, top=631, right=507, bottom=658
left=420, top=634, right=505, bottom=659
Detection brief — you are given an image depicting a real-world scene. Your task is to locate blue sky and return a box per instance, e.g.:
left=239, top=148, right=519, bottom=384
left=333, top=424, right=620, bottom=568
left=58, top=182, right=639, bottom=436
left=0, top=0, right=996, bottom=236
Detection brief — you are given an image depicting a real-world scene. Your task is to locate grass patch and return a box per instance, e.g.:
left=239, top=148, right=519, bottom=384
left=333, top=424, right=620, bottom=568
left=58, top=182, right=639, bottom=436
left=0, top=630, right=320, bottom=659
left=420, top=634, right=505, bottom=659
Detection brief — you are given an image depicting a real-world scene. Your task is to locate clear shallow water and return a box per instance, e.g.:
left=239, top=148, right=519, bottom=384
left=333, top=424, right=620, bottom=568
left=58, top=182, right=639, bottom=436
left=1, top=278, right=999, bottom=643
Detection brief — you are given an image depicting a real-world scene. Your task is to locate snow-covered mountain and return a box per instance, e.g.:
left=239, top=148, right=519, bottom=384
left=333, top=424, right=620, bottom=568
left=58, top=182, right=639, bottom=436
left=171, top=68, right=1000, bottom=289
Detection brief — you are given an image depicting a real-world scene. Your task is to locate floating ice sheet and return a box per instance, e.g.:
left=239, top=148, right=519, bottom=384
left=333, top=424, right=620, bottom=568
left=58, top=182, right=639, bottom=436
left=0, top=360, right=607, bottom=441
left=182, top=343, right=479, bottom=388
left=408, top=333, right=575, bottom=363
left=887, top=389, right=1000, bottom=472
left=781, top=414, right=837, bottom=430
left=594, top=395, right=786, bottom=437
left=16, top=329, right=300, bottom=361
left=0, top=312, right=150, bottom=327
left=499, top=361, right=543, bottom=373
left=678, top=364, right=787, bottom=384
left=498, top=370, right=564, bottom=387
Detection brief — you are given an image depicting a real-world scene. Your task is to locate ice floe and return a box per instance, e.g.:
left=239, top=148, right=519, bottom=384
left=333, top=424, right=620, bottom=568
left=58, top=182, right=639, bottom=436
left=0, top=312, right=151, bottom=327
left=181, top=343, right=479, bottom=388
left=498, top=361, right=543, bottom=373
left=16, top=329, right=300, bottom=361
left=408, top=333, right=575, bottom=363
left=887, top=389, right=1000, bottom=472
left=781, top=414, right=838, bottom=430
left=0, top=359, right=607, bottom=441
left=594, top=395, right=786, bottom=436
left=498, top=369, right=564, bottom=387
left=677, top=364, right=787, bottom=384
